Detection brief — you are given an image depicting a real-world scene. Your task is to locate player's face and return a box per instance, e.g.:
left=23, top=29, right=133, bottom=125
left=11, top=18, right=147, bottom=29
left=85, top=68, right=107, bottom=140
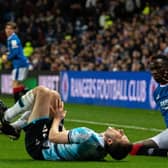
left=151, top=69, right=161, bottom=81
left=149, top=56, right=168, bottom=84
left=5, top=25, right=15, bottom=37
left=151, top=68, right=168, bottom=84
left=104, top=127, right=129, bottom=144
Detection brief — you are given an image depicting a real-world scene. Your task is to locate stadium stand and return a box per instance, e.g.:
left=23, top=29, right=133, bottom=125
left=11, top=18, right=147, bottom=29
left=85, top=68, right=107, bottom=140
left=0, top=0, right=167, bottom=72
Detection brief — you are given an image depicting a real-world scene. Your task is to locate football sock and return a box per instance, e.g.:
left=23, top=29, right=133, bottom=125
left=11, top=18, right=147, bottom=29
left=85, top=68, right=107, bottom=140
left=13, top=86, right=25, bottom=102
left=11, top=110, right=31, bottom=129
left=130, top=144, right=168, bottom=156
left=4, top=90, right=34, bottom=121
left=129, top=144, right=143, bottom=155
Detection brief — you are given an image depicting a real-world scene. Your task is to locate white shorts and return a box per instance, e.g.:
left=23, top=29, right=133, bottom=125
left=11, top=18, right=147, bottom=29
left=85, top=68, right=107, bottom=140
left=151, top=129, right=168, bottom=149
left=12, top=67, right=28, bottom=81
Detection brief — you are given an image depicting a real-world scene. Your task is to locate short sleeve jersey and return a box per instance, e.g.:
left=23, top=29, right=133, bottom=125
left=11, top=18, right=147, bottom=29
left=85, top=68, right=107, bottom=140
left=153, top=84, right=168, bottom=127
left=42, top=127, right=107, bottom=160
left=7, top=33, right=29, bottom=68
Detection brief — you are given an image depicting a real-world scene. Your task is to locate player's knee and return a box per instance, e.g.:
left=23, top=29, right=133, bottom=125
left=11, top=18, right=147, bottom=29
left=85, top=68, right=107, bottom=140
left=35, top=86, right=50, bottom=97
left=12, top=80, right=21, bottom=87
left=50, top=90, right=61, bottom=100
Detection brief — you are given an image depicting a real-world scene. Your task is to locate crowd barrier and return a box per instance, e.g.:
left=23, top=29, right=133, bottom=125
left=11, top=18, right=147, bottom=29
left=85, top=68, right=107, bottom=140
left=0, top=71, right=59, bottom=94
left=60, top=71, right=158, bottom=110
left=0, top=71, right=158, bottom=110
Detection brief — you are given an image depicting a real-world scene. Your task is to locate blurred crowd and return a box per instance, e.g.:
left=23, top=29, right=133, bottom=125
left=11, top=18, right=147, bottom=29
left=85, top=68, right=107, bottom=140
left=0, top=0, right=168, bottom=72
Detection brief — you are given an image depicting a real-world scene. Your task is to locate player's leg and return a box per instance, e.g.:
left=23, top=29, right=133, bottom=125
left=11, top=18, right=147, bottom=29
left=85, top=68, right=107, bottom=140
left=11, top=110, right=31, bottom=129
left=0, top=88, right=34, bottom=139
left=24, top=87, right=63, bottom=160
left=0, top=99, right=22, bottom=140
left=130, top=129, right=168, bottom=156
left=0, top=86, right=45, bottom=139
left=23, top=85, right=53, bottom=160
left=130, top=139, right=157, bottom=155
left=1, top=89, right=34, bottom=123
left=151, top=129, right=168, bottom=149
left=7, top=88, right=61, bottom=125
left=0, top=86, right=62, bottom=139
left=27, top=86, right=52, bottom=123
left=10, top=88, right=64, bottom=132
left=12, top=67, right=28, bottom=102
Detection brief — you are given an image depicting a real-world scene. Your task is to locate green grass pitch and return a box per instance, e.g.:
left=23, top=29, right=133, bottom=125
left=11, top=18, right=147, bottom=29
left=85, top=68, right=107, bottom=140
left=0, top=96, right=168, bottom=168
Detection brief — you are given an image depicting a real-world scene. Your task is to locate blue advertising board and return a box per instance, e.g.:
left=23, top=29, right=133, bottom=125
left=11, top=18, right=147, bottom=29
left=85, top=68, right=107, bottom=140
left=60, top=71, right=158, bottom=110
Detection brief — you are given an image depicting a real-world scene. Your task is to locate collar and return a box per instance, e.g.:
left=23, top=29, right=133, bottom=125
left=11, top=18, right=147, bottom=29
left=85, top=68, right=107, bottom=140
left=8, top=33, right=15, bottom=41
left=160, top=83, right=168, bottom=87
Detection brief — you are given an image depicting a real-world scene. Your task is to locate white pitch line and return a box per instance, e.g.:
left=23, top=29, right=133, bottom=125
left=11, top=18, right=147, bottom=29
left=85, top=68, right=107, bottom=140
left=66, top=118, right=163, bottom=132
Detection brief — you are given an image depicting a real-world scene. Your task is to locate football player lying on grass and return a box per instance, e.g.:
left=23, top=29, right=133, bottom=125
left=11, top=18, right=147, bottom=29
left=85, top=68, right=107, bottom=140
left=0, top=85, right=132, bottom=161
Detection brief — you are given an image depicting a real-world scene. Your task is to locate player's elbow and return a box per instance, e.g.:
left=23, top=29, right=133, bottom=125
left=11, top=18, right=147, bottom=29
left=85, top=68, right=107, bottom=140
left=48, top=129, right=69, bottom=144
left=48, top=130, right=62, bottom=143
left=48, top=129, right=58, bottom=142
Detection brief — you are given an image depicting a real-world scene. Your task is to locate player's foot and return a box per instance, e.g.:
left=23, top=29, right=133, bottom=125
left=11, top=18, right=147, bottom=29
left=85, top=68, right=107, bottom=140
left=1, top=123, right=21, bottom=140
left=10, top=128, right=21, bottom=140
left=0, top=100, right=8, bottom=124
left=0, top=100, right=21, bottom=140
left=24, top=88, right=29, bottom=94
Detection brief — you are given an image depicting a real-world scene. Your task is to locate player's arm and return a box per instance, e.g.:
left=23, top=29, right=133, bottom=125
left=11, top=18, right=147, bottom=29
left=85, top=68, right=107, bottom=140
left=48, top=100, right=68, bottom=143
left=7, top=39, right=20, bottom=60
left=49, top=117, right=69, bottom=144
left=1, top=54, right=8, bottom=63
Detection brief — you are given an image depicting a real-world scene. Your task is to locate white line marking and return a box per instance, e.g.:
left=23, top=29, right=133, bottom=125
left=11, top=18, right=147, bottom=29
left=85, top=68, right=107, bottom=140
left=66, top=119, right=163, bottom=132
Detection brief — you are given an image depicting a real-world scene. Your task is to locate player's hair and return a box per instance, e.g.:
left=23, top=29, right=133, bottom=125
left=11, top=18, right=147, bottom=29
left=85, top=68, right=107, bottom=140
left=5, top=21, right=17, bottom=30
left=149, top=55, right=168, bottom=84
left=105, top=142, right=132, bottom=160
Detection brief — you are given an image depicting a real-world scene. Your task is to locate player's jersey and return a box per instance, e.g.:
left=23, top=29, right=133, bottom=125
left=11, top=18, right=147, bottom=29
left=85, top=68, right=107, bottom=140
left=153, top=84, right=168, bottom=127
left=7, top=33, right=29, bottom=68
left=42, top=127, right=107, bottom=160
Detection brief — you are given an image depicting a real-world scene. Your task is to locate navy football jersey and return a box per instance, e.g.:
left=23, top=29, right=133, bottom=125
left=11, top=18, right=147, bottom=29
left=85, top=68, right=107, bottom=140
left=153, top=84, right=168, bottom=127
left=7, top=33, right=29, bottom=68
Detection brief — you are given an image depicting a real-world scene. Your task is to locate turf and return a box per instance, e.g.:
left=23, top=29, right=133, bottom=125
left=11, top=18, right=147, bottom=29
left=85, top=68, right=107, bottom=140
left=0, top=96, right=167, bottom=168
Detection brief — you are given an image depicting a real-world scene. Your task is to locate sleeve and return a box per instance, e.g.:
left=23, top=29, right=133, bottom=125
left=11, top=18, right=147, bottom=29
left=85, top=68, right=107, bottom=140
left=153, top=89, right=157, bottom=102
left=68, top=127, right=94, bottom=144
left=7, top=39, right=20, bottom=60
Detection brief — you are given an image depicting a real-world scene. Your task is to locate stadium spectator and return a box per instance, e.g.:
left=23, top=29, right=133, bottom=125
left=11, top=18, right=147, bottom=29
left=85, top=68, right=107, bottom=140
left=23, top=41, right=34, bottom=57
left=0, top=85, right=132, bottom=160
left=0, top=1, right=167, bottom=72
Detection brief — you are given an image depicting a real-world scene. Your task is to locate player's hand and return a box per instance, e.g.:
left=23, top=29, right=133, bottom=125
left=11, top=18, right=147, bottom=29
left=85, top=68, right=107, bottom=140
left=54, top=99, right=67, bottom=119
left=1, top=54, right=7, bottom=63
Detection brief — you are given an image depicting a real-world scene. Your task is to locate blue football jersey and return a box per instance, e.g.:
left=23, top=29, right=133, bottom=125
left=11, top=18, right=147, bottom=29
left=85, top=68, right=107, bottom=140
left=42, top=127, right=107, bottom=160
left=153, top=84, right=168, bottom=127
left=7, top=33, right=29, bottom=68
